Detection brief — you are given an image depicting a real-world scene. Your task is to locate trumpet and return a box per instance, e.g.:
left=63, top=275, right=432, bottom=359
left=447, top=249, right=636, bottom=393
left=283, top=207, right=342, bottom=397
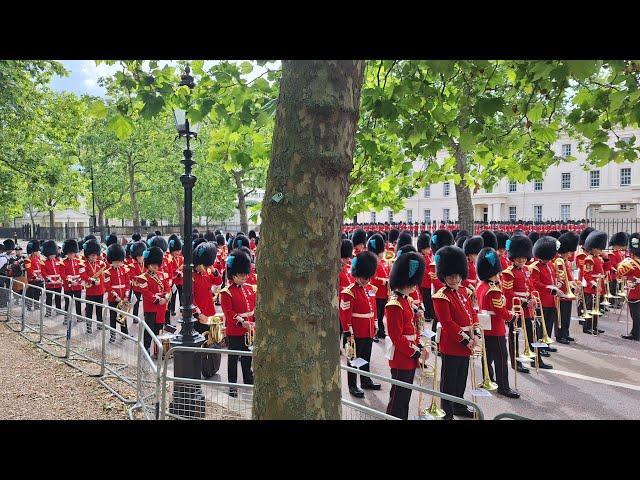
left=478, top=324, right=498, bottom=391
left=115, top=299, right=132, bottom=325
left=202, top=314, right=225, bottom=346
left=244, top=322, right=255, bottom=348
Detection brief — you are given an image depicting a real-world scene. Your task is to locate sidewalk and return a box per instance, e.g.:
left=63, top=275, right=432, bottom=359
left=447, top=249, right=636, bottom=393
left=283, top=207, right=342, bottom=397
left=0, top=323, right=127, bottom=420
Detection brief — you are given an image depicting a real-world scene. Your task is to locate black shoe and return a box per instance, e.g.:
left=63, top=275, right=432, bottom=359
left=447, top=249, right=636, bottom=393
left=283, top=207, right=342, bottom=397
left=228, top=388, right=238, bottom=398
left=349, top=386, right=365, bottom=398
left=86, top=327, right=92, bottom=334
left=376, top=333, right=387, bottom=340
left=132, top=318, right=139, bottom=324
left=597, top=329, right=605, bottom=333
left=497, top=388, right=520, bottom=399
left=372, top=337, right=379, bottom=343
left=361, top=381, right=381, bottom=390
left=567, top=336, right=575, bottom=342
left=557, top=338, right=570, bottom=345
left=546, top=346, right=558, bottom=353
left=454, top=408, right=475, bottom=418
left=536, top=361, right=553, bottom=369
left=578, top=320, right=585, bottom=326
left=621, top=335, right=640, bottom=341
left=109, top=336, right=116, bottom=343
left=539, top=350, right=550, bottom=357
left=583, top=329, right=597, bottom=335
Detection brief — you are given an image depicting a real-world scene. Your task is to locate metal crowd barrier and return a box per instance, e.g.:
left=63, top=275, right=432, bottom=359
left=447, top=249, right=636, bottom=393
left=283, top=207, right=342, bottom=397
left=129, top=321, right=164, bottom=420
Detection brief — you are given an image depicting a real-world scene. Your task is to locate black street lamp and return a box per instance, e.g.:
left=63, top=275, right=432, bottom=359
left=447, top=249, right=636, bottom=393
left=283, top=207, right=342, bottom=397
left=169, top=65, right=206, bottom=418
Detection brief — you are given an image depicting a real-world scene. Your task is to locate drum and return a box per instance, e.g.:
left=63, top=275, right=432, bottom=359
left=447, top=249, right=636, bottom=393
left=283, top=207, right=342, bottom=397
left=12, top=276, right=28, bottom=293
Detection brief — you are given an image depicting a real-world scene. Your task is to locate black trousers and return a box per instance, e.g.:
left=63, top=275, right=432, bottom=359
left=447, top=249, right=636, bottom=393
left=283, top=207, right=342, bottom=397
left=227, top=335, right=253, bottom=385
left=26, top=281, right=43, bottom=309
left=609, top=280, right=622, bottom=308
left=64, top=290, right=83, bottom=317
left=85, top=294, right=104, bottom=324
left=170, top=284, right=183, bottom=315
left=131, top=290, right=141, bottom=318
left=440, top=354, right=469, bottom=419
left=386, top=368, right=416, bottom=420
left=584, top=294, right=599, bottom=331
left=525, top=317, right=542, bottom=363
left=45, top=287, right=62, bottom=314
left=421, top=287, right=435, bottom=321
left=628, top=301, right=640, bottom=339
left=143, top=312, right=162, bottom=352
left=485, top=336, right=510, bottom=391
left=375, top=298, right=386, bottom=337
left=558, top=300, right=572, bottom=340
left=347, top=337, right=374, bottom=388
left=109, top=301, right=129, bottom=335
left=541, top=306, right=557, bottom=341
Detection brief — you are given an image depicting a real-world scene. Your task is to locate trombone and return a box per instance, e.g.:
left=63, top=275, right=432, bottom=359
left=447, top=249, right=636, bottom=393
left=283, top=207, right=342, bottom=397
left=531, top=291, right=554, bottom=345
left=418, top=325, right=446, bottom=419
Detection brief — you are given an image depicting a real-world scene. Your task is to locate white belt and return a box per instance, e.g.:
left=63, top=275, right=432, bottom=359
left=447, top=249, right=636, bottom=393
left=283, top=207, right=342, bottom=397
left=385, top=334, right=417, bottom=361
left=238, top=311, right=254, bottom=318
left=352, top=312, right=374, bottom=318
left=514, top=292, right=529, bottom=296
left=111, top=284, right=126, bottom=289
left=460, top=326, right=472, bottom=332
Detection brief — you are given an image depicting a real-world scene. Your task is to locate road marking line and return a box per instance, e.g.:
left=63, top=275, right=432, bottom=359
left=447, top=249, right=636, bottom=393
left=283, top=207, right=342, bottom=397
left=548, top=369, right=640, bottom=391
left=586, top=350, right=640, bottom=362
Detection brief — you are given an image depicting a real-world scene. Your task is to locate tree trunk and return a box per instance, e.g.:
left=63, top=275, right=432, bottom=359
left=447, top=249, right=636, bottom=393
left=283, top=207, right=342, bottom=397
left=127, top=155, right=140, bottom=227
left=232, top=170, right=249, bottom=234
left=453, top=145, right=474, bottom=233
left=253, top=60, right=365, bottom=419
left=28, top=204, right=36, bottom=234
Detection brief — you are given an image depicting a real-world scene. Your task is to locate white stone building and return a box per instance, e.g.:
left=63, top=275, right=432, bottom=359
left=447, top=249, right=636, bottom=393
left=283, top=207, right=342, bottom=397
left=355, top=128, right=640, bottom=224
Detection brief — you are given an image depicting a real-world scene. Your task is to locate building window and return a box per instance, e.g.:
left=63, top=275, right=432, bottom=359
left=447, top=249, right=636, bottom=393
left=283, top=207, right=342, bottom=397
left=508, top=181, right=517, bottom=193
left=406, top=209, right=413, bottom=223
left=621, top=204, right=629, bottom=211
left=443, top=208, right=450, bottom=221
left=590, top=170, right=600, bottom=188
left=560, top=204, right=570, bottom=222
left=562, top=144, right=572, bottom=157
left=509, top=206, right=517, bottom=222
left=534, top=179, right=543, bottom=191
left=621, top=167, right=631, bottom=186
left=443, top=182, right=450, bottom=197
left=370, top=211, right=376, bottom=223
left=424, top=209, right=431, bottom=224
left=534, top=205, right=543, bottom=222
left=561, top=172, right=571, bottom=190
left=424, top=185, right=430, bottom=198
left=388, top=210, right=394, bottom=223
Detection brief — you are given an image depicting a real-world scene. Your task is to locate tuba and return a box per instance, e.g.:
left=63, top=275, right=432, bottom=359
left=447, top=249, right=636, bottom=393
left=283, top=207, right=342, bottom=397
left=202, top=314, right=225, bottom=346
left=116, top=300, right=133, bottom=325
left=383, top=250, right=396, bottom=268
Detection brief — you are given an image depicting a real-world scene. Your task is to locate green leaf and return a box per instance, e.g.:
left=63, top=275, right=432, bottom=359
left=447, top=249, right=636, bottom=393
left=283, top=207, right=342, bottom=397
left=240, top=61, right=253, bottom=75
left=590, top=142, right=611, bottom=162
left=107, top=114, right=134, bottom=140
left=192, top=60, right=205, bottom=75
left=476, top=97, right=505, bottom=116
left=527, top=103, right=544, bottom=122
left=140, top=95, right=165, bottom=118
left=88, top=100, right=107, bottom=119
left=566, top=60, right=602, bottom=80
left=459, top=131, right=475, bottom=152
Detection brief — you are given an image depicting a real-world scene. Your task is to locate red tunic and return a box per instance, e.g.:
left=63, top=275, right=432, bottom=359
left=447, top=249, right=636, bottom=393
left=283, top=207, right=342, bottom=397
left=161, top=252, right=176, bottom=288
left=476, top=281, right=511, bottom=337
left=127, top=259, right=145, bottom=293
left=24, top=253, right=44, bottom=283
left=41, top=257, right=64, bottom=289
left=172, top=252, right=184, bottom=287
left=339, top=282, right=377, bottom=338
left=220, top=282, right=256, bottom=337
left=135, top=271, right=171, bottom=324
left=81, top=258, right=107, bottom=296
left=583, top=255, right=605, bottom=295
left=528, top=260, right=557, bottom=308
left=104, top=265, right=131, bottom=303
left=62, top=256, right=84, bottom=292
left=501, top=264, right=534, bottom=318
left=420, top=252, right=432, bottom=289
left=617, top=256, right=640, bottom=301
left=192, top=269, right=216, bottom=317
left=432, top=286, right=476, bottom=357
left=385, top=293, right=419, bottom=370
left=338, top=262, right=354, bottom=292
left=370, top=259, right=390, bottom=300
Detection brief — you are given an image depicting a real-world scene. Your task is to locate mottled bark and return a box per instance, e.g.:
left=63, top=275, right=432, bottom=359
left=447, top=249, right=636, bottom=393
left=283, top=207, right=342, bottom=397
left=232, top=170, right=249, bottom=234
left=453, top=144, right=474, bottom=233
left=49, top=209, right=55, bottom=230
left=253, top=60, right=365, bottom=419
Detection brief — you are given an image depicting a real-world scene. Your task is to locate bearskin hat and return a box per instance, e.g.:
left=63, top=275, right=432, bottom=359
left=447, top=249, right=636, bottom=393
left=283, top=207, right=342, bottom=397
left=609, top=231, right=629, bottom=247
left=584, top=231, right=608, bottom=251
left=351, top=251, right=378, bottom=279
left=528, top=231, right=540, bottom=244
left=226, top=248, right=252, bottom=276
left=560, top=229, right=569, bottom=235
left=26, top=239, right=40, bottom=255
left=396, top=232, right=413, bottom=252
left=477, top=247, right=503, bottom=281
left=435, top=246, right=468, bottom=282
left=533, top=236, right=558, bottom=261
left=463, top=236, right=484, bottom=256
left=389, top=251, right=426, bottom=290
left=455, top=235, right=468, bottom=249
left=215, top=234, right=226, bottom=246
left=168, top=235, right=182, bottom=252
left=388, top=229, right=400, bottom=243
left=248, top=230, right=256, bottom=239
left=341, top=239, right=354, bottom=259
left=204, top=230, right=215, bottom=241
left=506, top=234, right=533, bottom=261
left=3, top=239, right=15, bottom=251
left=430, top=229, right=454, bottom=253
left=629, top=233, right=640, bottom=257
left=480, top=230, right=498, bottom=250
left=105, top=234, right=118, bottom=247
left=352, top=229, right=367, bottom=246
left=146, top=232, right=156, bottom=241
left=83, top=234, right=97, bottom=245
left=579, top=227, right=595, bottom=246
left=495, top=231, right=509, bottom=250
left=125, top=243, right=132, bottom=258
left=341, top=233, right=347, bottom=240
left=193, top=237, right=207, bottom=250
left=131, top=233, right=141, bottom=242
left=547, top=230, right=561, bottom=239
left=366, top=231, right=374, bottom=240
left=83, top=239, right=101, bottom=257
left=62, top=239, right=79, bottom=255
left=456, top=230, right=470, bottom=240
left=148, top=235, right=168, bottom=252
left=416, top=233, right=431, bottom=252
left=397, top=244, right=417, bottom=256
left=107, top=244, right=125, bottom=263
left=130, top=241, right=146, bottom=259
left=231, top=234, right=250, bottom=250
left=557, top=232, right=579, bottom=254
left=512, top=229, right=525, bottom=236
left=451, top=229, right=459, bottom=239
left=42, top=240, right=58, bottom=258
left=193, top=241, right=217, bottom=267
left=214, top=230, right=222, bottom=236
left=367, top=234, right=385, bottom=255
left=143, top=246, right=164, bottom=267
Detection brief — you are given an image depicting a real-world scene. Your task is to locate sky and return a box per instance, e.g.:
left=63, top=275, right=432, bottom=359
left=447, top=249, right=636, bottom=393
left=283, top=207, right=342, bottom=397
left=49, top=60, right=277, bottom=96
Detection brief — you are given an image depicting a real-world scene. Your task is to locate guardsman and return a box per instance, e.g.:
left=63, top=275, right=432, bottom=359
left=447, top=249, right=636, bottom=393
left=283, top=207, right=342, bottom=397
left=368, top=233, right=389, bottom=342
left=24, top=240, right=44, bottom=311
left=104, top=244, right=131, bottom=342
left=134, top=246, right=171, bottom=355
left=582, top=230, right=609, bottom=335
left=462, top=235, right=484, bottom=290
left=148, top=236, right=174, bottom=325
left=61, top=239, right=83, bottom=318
left=41, top=240, right=64, bottom=318
left=608, top=232, right=628, bottom=308
left=128, top=241, right=147, bottom=323
left=617, top=233, right=640, bottom=341
left=395, top=231, right=413, bottom=253
left=220, top=249, right=256, bottom=397
left=191, top=241, right=218, bottom=335
left=339, top=239, right=355, bottom=292
left=575, top=227, right=595, bottom=319
left=168, top=235, right=184, bottom=318
left=352, top=229, right=367, bottom=255
left=555, top=232, right=579, bottom=344
left=432, top=245, right=478, bottom=419
left=417, top=233, right=434, bottom=323
left=429, top=229, right=455, bottom=332
left=476, top=247, right=519, bottom=398
left=384, top=251, right=427, bottom=420
left=529, top=236, right=560, bottom=357
left=340, top=250, right=381, bottom=397
left=495, top=231, right=511, bottom=271
left=81, top=239, right=107, bottom=333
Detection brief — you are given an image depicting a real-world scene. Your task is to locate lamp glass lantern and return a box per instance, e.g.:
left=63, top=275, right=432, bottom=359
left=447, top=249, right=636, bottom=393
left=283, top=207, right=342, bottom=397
left=172, top=65, right=200, bottom=138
